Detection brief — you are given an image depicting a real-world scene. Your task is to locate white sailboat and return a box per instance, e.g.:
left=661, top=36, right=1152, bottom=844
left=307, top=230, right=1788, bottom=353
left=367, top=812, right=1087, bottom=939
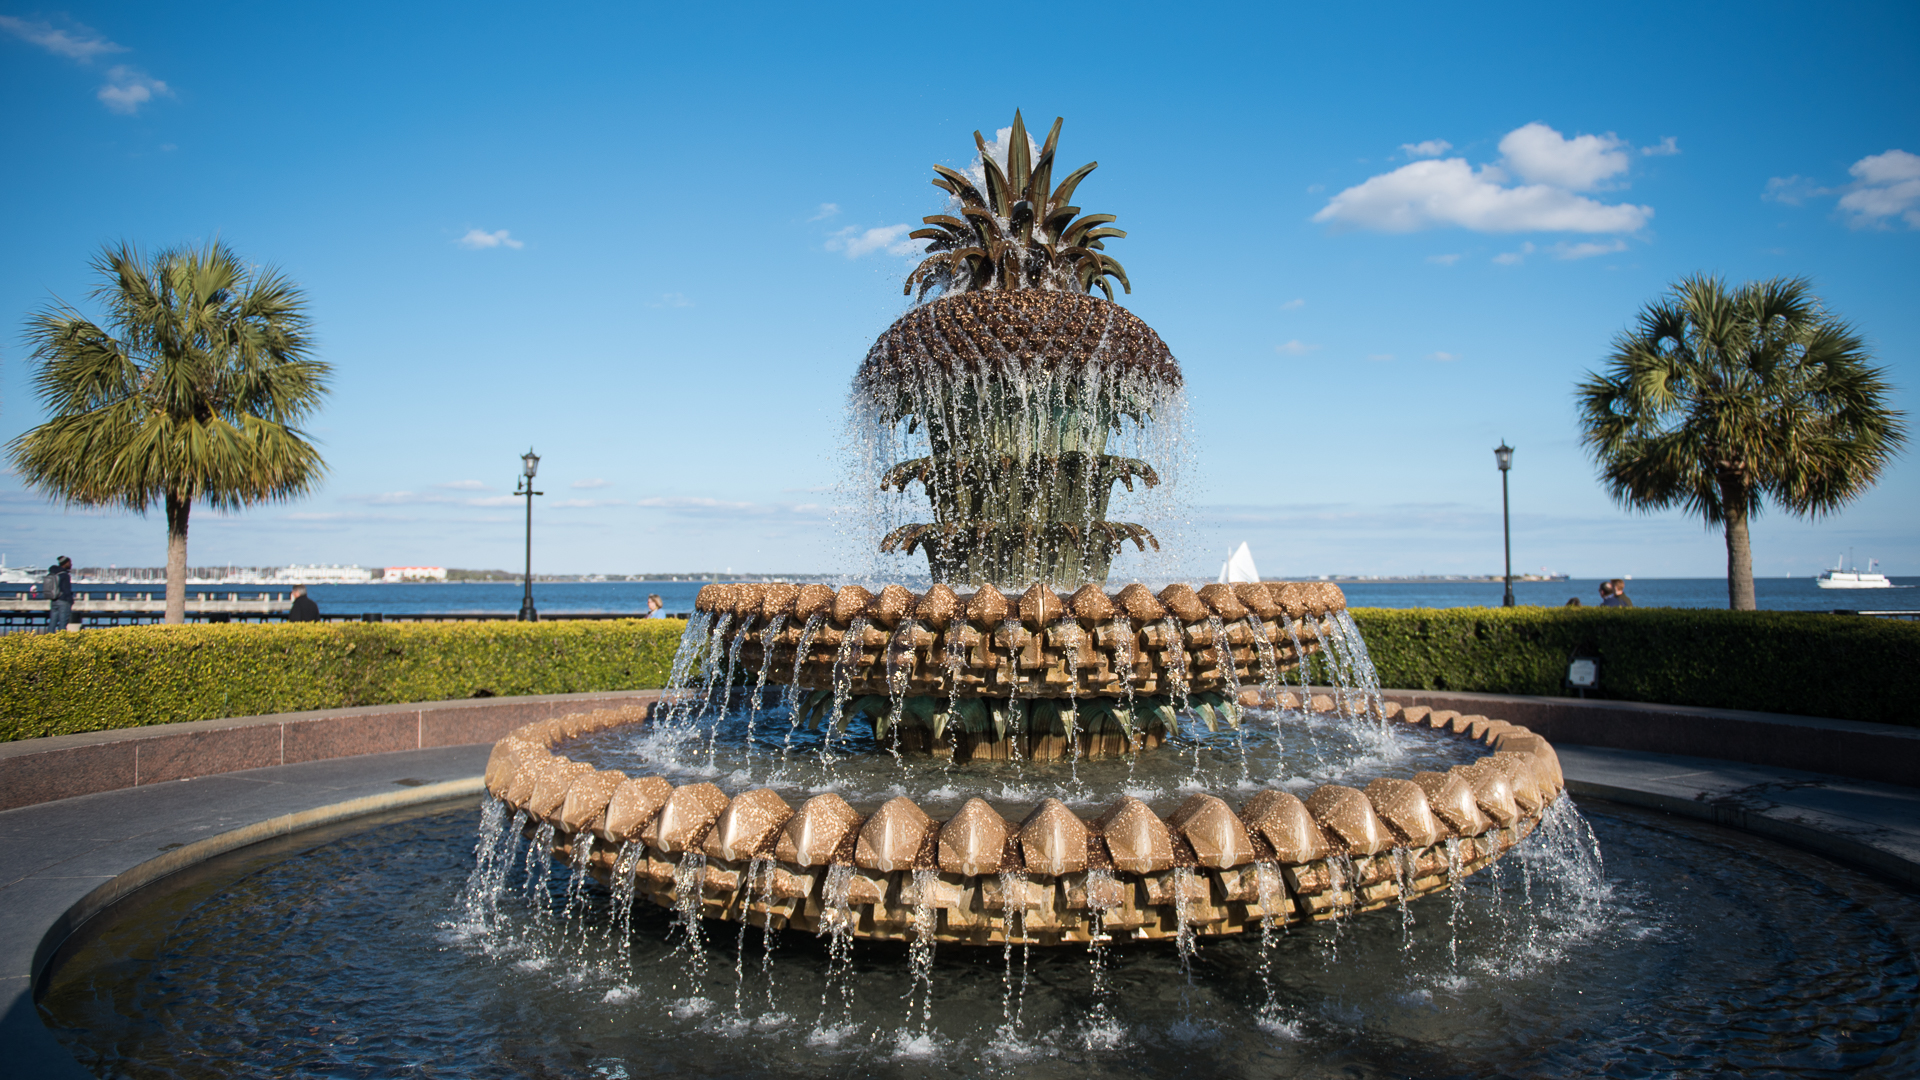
left=1218, top=542, right=1260, bottom=584
left=1816, top=552, right=1891, bottom=590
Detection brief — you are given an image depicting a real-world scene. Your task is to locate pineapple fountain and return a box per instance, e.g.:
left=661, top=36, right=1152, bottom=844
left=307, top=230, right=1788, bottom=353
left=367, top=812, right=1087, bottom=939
left=474, top=113, right=1572, bottom=958
left=48, top=115, right=1917, bottom=1080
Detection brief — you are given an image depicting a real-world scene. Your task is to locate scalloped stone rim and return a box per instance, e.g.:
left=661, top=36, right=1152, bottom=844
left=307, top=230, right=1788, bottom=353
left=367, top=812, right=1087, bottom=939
left=484, top=699, right=1566, bottom=945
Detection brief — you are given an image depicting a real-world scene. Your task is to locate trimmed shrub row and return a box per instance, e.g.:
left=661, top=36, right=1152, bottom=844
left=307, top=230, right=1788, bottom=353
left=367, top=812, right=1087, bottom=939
left=0, top=620, right=687, bottom=742
left=3, top=608, right=1915, bottom=742
left=1347, top=606, right=1919, bottom=727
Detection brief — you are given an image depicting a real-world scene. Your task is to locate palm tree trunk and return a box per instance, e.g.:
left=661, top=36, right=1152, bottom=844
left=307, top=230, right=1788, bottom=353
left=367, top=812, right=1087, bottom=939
left=165, top=492, right=190, bottom=625
left=1723, top=505, right=1756, bottom=611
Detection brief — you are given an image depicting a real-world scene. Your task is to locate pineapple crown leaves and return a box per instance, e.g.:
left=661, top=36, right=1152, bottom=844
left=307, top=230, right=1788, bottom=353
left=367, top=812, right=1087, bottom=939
left=905, top=110, right=1132, bottom=302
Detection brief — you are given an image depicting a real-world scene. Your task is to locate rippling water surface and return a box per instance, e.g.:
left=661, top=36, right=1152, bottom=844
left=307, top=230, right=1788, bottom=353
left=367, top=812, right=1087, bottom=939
left=564, top=701, right=1478, bottom=817
left=43, top=798, right=1920, bottom=1079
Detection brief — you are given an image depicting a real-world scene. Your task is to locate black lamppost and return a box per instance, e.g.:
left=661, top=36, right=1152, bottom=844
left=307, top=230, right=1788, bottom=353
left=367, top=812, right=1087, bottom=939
left=515, top=449, right=542, bottom=621
left=1494, top=441, right=1515, bottom=607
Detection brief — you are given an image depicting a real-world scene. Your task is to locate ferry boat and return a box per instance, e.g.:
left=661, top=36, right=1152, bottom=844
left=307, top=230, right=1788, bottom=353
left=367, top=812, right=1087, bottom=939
left=1816, top=554, right=1892, bottom=589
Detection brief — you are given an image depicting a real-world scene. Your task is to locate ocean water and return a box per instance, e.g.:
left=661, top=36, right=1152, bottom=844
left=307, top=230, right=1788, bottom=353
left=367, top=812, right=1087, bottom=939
left=63, top=576, right=1909, bottom=617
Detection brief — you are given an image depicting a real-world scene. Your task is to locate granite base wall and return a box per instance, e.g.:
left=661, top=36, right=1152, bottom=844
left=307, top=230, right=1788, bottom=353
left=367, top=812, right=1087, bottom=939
left=0, top=691, right=662, bottom=812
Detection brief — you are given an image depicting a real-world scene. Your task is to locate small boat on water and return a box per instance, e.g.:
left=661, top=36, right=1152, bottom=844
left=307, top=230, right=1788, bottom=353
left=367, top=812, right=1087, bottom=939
left=1816, top=554, right=1892, bottom=589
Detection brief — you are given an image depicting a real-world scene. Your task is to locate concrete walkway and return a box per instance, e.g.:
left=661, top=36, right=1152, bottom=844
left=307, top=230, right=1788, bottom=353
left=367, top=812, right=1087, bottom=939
left=2, top=740, right=1915, bottom=1076
left=1559, top=744, right=1920, bottom=888
left=1, top=744, right=489, bottom=1080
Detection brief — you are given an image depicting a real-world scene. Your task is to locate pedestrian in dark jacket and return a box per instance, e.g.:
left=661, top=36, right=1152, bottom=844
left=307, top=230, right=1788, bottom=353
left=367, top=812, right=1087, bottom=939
left=288, top=585, right=321, bottom=622
left=44, top=557, right=74, bottom=633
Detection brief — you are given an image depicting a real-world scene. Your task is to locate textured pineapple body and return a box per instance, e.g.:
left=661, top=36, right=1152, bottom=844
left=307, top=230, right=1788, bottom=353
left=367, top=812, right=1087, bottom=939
left=860, top=291, right=1182, bottom=589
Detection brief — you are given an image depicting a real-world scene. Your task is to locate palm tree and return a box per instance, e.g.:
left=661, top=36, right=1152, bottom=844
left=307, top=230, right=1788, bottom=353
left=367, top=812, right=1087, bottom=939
left=7, top=242, right=330, bottom=623
left=1577, top=274, right=1905, bottom=609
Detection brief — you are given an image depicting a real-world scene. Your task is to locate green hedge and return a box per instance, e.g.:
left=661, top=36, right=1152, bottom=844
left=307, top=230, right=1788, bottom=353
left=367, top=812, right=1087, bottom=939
left=5, top=609, right=1917, bottom=742
left=1347, top=607, right=1920, bottom=727
left=0, top=620, right=686, bottom=742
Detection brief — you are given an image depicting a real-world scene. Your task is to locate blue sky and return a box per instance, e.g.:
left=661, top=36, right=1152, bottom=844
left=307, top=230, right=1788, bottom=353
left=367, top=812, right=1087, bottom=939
left=2, top=2, right=1915, bottom=580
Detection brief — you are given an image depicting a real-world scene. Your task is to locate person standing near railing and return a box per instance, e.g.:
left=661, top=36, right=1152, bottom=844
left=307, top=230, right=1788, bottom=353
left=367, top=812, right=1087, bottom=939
left=288, top=585, right=321, bottom=622
left=43, top=556, right=74, bottom=633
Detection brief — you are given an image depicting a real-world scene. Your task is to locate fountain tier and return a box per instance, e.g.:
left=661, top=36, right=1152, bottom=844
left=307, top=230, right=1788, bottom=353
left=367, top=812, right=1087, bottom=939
left=691, top=579, right=1346, bottom=698
left=486, top=700, right=1566, bottom=946
left=689, top=578, right=1351, bottom=758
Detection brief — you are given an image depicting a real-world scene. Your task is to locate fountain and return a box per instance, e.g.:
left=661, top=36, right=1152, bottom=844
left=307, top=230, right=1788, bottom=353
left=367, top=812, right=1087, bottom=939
left=40, top=113, right=1920, bottom=1078
left=479, top=111, right=1570, bottom=947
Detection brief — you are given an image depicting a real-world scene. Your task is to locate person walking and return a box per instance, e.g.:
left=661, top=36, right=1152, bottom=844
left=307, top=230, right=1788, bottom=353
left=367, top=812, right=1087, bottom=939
left=288, top=585, right=321, bottom=622
left=43, top=556, right=74, bottom=633
left=1603, top=578, right=1634, bottom=607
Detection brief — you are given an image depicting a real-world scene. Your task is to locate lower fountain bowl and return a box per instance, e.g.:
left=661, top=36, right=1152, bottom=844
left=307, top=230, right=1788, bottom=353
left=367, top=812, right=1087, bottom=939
left=486, top=700, right=1564, bottom=945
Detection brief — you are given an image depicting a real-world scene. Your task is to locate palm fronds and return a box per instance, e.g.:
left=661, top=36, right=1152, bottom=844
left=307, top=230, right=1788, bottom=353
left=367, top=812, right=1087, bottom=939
left=1577, top=274, right=1906, bottom=607
left=7, top=241, right=331, bottom=620
left=906, top=111, right=1131, bottom=301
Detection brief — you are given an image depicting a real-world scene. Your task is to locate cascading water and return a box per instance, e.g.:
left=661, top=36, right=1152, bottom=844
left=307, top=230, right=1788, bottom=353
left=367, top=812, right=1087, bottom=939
left=432, top=106, right=1623, bottom=1060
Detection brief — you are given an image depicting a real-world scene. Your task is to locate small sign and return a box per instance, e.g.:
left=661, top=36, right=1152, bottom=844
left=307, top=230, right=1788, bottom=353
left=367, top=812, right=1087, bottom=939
left=1567, top=658, right=1599, bottom=688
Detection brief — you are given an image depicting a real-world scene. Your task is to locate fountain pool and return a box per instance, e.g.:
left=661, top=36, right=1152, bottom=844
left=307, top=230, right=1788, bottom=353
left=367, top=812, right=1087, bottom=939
left=40, top=795, right=1920, bottom=1078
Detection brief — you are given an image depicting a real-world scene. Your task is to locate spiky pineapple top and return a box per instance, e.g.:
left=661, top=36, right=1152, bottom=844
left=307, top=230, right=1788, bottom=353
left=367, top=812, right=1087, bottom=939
left=905, top=111, right=1131, bottom=301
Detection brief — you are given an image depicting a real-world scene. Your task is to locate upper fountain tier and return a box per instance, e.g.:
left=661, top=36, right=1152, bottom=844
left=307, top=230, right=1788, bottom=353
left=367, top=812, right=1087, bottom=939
left=856, top=112, right=1183, bottom=590
left=692, top=579, right=1346, bottom=698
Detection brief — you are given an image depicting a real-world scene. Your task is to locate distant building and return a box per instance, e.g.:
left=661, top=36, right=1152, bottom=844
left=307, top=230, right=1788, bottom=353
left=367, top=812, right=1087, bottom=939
left=275, top=564, right=375, bottom=584
left=383, top=566, right=447, bottom=583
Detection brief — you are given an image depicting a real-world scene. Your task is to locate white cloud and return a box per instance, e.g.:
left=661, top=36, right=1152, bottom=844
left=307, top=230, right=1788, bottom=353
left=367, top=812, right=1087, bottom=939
left=1279, top=297, right=1306, bottom=311
left=551, top=498, right=622, bottom=509
left=457, top=228, right=523, bottom=250
left=97, top=66, right=170, bottom=114
left=345, top=489, right=537, bottom=509
left=1764, top=175, right=1823, bottom=205
left=1426, top=253, right=1462, bottom=266
left=1401, top=139, right=1452, bottom=159
left=1641, top=136, right=1681, bottom=157
left=1275, top=340, right=1320, bottom=355
left=1427, top=351, right=1459, bottom=362
left=826, top=224, right=923, bottom=258
left=572, top=478, right=612, bottom=489
left=1314, top=123, right=1652, bottom=234
left=809, top=203, right=840, bottom=221
left=0, top=15, right=125, bottom=61
left=1838, top=149, right=1920, bottom=229
left=1550, top=238, right=1628, bottom=260
left=637, top=495, right=830, bottom=521
left=1498, top=122, right=1629, bottom=191
left=1493, top=242, right=1536, bottom=265
left=638, top=495, right=755, bottom=511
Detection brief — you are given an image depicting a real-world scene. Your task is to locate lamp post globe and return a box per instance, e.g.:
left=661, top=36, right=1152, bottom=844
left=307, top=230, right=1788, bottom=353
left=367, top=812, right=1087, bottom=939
left=516, top=448, right=542, bottom=621
left=1494, top=442, right=1515, bottom=607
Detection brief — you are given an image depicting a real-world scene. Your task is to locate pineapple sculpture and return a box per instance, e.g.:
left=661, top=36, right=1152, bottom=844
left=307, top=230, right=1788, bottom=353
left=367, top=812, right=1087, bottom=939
left=709, top=113, right=1281, bottom=760
left=859, top=111, right=1183, bottom=589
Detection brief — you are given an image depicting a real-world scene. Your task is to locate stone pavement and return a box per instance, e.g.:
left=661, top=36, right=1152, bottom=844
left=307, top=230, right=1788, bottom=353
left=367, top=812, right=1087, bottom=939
left=1559, top=743, right=1920, bottom=889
